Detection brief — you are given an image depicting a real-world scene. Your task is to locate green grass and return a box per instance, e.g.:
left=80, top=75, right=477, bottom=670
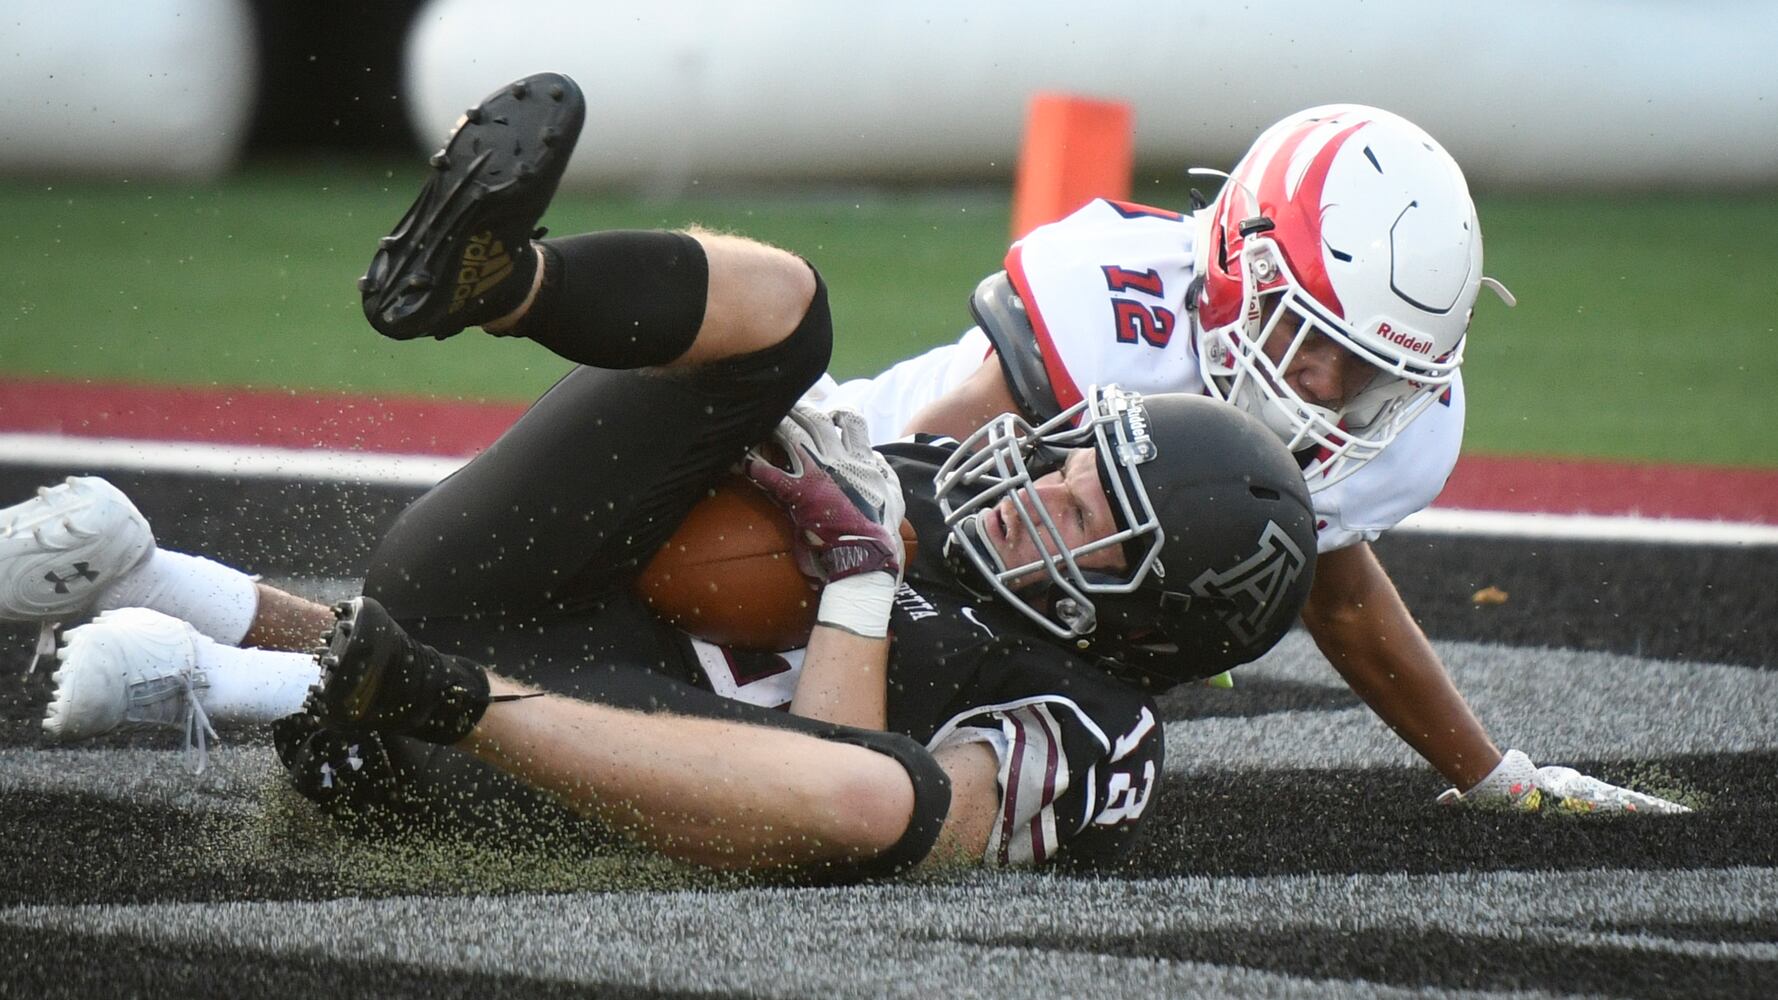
left=1460, top=194, right=1778, bottom=465
left=2, top=164, right=1773, bottom=467
left=0, top=165, right=1007, bottom=401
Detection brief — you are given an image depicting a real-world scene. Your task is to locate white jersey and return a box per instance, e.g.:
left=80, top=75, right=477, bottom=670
left=805, top=198, right=1464, bottom=552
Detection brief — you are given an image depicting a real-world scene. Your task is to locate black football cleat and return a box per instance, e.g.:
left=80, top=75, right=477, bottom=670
left=271, top=710, right=405, bottom=814
left=360, top=72, right=586, bottom=341
left=312, top=596, right=492, bottom=745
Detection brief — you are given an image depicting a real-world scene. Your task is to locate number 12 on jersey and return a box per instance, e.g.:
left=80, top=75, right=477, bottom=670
left=1102, top=265, right=1175, bottom=347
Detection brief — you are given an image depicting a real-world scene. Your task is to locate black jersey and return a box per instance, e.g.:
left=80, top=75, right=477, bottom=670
left=685, top=436, right=1165, bottom=868
left=356, top=314, right=1158, bottom=871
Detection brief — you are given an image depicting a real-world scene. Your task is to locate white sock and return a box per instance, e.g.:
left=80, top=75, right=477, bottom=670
left=194, top=641, right=318, bottom=724
left=95, top=549, right=259, bottom=646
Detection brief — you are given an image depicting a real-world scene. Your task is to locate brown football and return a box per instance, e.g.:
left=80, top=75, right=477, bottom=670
left=634, top=474, right=918, bottom=651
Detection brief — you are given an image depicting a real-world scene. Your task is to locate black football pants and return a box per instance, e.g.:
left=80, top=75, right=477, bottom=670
left=281, top=276, right=951, bottom=880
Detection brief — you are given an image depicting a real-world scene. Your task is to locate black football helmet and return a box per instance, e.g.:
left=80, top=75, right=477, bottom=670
left=934, top=385, right=1318, bottom=689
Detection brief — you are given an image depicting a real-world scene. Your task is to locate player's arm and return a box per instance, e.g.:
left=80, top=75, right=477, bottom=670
left=902, top=269, right=1064, bottom=440
left=795, top=624, right=890, bottom=730
left=742, top=405, right=906, bottom=732
left=915, top=662, right=1165, bottom=869
left=922, top=741, right=1001, bottom=865
left=1304, top=543, right=1691, bottom=813
left=794, top=641, right=1005, bottom=864
left=902, top=353, right=1021, bottom=442
left=1300, top=541, right=1502, bottom=789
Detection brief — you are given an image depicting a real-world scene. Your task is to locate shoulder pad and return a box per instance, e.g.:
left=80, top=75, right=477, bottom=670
left=969, top=270, right=1062, bottom=424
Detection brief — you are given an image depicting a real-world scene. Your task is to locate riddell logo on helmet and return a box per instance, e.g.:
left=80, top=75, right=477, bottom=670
left=1376, top=322, right=1432, bottom=355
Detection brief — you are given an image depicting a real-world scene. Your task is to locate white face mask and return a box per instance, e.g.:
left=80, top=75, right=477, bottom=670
left=1196, top=246, right=1458, bottom=491
left=1189, top=105, right=1513, bottom=490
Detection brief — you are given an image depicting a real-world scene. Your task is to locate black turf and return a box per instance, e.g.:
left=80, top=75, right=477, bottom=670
left=5, top=464, right=1767, bottom=669
left=2, top=461, right=1772, bottom=998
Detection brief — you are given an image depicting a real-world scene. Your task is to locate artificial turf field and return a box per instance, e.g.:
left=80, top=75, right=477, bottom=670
left=0, top=465, right=1774, bottom=998
left=1, top=168, right=1776, bottom=995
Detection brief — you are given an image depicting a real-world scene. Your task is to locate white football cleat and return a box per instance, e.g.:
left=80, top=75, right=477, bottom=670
left=44, top=607, right=219, bottom=772
left=0, top=476, right=156, bottom=670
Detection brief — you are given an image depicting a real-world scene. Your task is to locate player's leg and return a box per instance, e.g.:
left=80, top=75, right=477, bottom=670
left=270, top=593, right=687, bottom=843
left=2, top=477, right=235, bottom=650
left=42, top=608, right=319, bottom=769
left=1, top=475, right=335, bottom=652
left=241, top=586, right=336, bottom=651
left=359, top=72, right=585, bottom=343
left=301, top=596, right=951, bottom=878
left=357, top=70, right=817, bottom=368
left=38, top=582, right=334, bottom=746
left=356, top=70, right=832, bottom=620
left=490, top=226, right=819, bottom=369
left=361, top=246, right=832, bottom=620
left=1, top=476, right=342, bottom=746
left=463, top=677, right=918, bottom=871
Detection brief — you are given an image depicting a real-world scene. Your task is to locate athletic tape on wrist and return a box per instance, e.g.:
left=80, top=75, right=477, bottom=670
left=816, top=572, right=897, bottom=638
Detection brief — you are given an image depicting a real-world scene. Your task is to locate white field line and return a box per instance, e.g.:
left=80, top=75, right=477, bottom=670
left=0, top=432, right=457, bottom=487
left=5, top=432, right=1777, bottom=546
left=1396, top=507, right=1778, bottom=546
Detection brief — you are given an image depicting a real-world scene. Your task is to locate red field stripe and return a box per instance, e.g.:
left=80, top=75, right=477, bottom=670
left=3, top=377, right=1775, bottom=523
left=0, top=377, right=521, bottom=456
left=1439, top=455, right=1778, bottom=525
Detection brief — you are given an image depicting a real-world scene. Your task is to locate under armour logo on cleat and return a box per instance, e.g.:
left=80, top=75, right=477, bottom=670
left=43, top=562, right=100, bottom=594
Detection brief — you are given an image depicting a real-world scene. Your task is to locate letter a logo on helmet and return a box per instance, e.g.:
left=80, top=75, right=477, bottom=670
left=1192, top=105, right=1514, bottom=491
left=1189, top=522, right=1308, bottom=645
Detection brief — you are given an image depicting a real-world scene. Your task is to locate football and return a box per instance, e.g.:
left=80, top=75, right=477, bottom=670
left=635, top=474, right=918, bottom=650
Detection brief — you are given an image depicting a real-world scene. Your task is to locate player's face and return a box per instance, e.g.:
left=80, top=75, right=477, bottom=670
left=981, top=446, right=1129, bottom=588
left=1259, top=297, right=1374, bottom=411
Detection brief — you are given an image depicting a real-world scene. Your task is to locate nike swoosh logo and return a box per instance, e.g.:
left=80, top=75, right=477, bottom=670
left=960, top=606, right=994, bottom=638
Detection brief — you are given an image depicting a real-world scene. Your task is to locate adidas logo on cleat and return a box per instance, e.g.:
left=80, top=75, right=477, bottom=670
left=450, top=231, right=513, bottom=314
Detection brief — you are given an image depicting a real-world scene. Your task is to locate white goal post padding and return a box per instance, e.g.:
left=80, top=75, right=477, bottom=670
left=0, top=0, right=256, bottom=180
left=404, top=0, right=1778, bottom=190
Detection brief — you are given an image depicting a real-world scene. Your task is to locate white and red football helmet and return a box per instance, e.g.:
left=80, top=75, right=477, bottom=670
left=1191, top=104, right=1513, bottom=489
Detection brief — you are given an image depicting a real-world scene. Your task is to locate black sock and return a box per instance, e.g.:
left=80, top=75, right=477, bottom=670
left=503, top=230, right=709, bottom=368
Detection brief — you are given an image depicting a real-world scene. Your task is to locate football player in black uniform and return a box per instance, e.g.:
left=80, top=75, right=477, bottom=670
left=277, top=72, right=1315, bottom=879
left=307, top=71, right=1321, bottom=878
left=19, top=72, right=1319, bottom=880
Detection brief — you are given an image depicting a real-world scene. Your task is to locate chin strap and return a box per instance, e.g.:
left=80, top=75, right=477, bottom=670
left=941, top=522, right=1000, bottom=604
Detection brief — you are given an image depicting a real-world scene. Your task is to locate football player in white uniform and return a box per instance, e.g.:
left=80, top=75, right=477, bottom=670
left=808, top=104, right=1652, bottom=813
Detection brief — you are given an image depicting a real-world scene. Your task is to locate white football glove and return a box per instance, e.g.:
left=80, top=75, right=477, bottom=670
left=743, top=406, right=906, bottom=639
left=743, top=405, right=906, bottom=582
left=1437, top=748, right=1691, bottom=815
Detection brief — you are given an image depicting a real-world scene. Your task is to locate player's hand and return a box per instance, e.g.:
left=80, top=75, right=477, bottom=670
left=1521, top=763, right=1691, bottom=814
left=743, top=406, right=906, bottom=584
left=1436, top=748, right=1691, bottom=814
